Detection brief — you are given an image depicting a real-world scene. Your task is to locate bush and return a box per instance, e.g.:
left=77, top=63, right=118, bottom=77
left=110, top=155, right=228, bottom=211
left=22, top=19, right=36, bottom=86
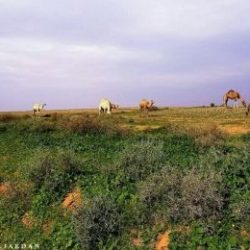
left=0, top=181, right=33, bottom=217
left=117, top=139, right=164, bottom=182
left=220, top=147, right=250, bottom=193
left=64, top=116, right=126, bottom=136
left=27, top=151, right=82, bottom=200
left=138, top=167, right=182, bottom=223
left=16, top=119, right=56, bottom=133
left=138, top=167, right=224, bottom=223
left=181, top=169, right=224, bottom=221
left=73, top=195, right=124, bottom=249
left=230, top=195, right=250, bottom=227
left=32, top=120, right=56, bottom=133
left=187, top=124, right=226, bottom=147
left=0, top=124, right=7, bottom=132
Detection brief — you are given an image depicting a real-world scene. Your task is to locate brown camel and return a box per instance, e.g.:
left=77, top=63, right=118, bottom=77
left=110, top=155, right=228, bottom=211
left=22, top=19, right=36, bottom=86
left=223, top=89, right=246, bottom=108
left=139, top=99, right=154, bottom=115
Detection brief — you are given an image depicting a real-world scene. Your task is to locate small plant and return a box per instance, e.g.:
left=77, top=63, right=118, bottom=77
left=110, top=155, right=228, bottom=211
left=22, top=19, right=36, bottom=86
left=138, top=167, right=224, bottom=223
left=32, top=120, right=56, bottom=133
left=180, top=169, right=224, bottom=221
left=0, top=124, right=7, bottom=132
left=73, top=195, right=124, bottom=249
left=230, top=197, right=250, bottom=227
left=187, top=124, right=226, bottom=147
left=117, top=139, right=164, bottom=182
left=27, top=150, right=82, bottom=201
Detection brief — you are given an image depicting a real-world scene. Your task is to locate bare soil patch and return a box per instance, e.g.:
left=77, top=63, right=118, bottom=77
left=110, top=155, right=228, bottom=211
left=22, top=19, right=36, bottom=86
left=21, top=212, right=37, bottom=229
left=42, top=220, right=54, bottom=235
left=0, top=182, right=13, bottom=197
left=62, top=187, right=82, bottom=211
left=131, top=229, right=143, bottom=247
left=155, top=230, right=170, bottom=250
left=223, top=126, right=250, bottom=135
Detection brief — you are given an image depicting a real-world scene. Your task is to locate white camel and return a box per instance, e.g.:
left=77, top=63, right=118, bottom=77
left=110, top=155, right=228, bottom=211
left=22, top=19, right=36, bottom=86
left=33, top=103, right=46, bottom=116
left=98, top=98, right=118, bottom=115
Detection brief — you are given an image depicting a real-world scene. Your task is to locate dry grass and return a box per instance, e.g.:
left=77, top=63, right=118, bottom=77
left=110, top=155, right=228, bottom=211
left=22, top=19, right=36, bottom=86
left=1, top=106, right=249, bottom=135
left=0, top=113, right=30, bottom=122
left=184, top=124, right=226, bottom=147
left=63, top=115, right=128, bottom=136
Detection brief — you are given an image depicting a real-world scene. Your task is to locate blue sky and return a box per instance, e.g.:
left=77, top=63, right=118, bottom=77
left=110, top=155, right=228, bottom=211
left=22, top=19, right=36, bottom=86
left=0, top=0, right=250, bottom=110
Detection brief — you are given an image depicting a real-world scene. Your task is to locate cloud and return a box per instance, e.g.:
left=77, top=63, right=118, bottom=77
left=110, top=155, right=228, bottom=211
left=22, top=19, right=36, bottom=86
left=0, top=0, right=250, bottom=110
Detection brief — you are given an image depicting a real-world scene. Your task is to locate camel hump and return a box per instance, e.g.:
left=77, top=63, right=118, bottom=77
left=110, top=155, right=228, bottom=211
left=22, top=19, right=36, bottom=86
left=226, top=89, right=241, bottom=99
left=227, top=89, right=236, bottom=94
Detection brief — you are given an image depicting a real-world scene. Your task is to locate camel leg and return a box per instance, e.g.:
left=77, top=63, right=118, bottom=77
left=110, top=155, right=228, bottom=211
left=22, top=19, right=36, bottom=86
left=225, top=98, right=228, bottom=108
left=140, top=108, right=143, bottom=116
left=233, top=101, right=237, bottom=109
left=246, top=104, right=250, bottom=116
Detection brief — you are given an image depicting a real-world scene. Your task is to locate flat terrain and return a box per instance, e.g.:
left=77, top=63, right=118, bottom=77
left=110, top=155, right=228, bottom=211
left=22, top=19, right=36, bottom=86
left=2, top=106, right=250, bottom=134
left=0, top=107, right=249, bottom=249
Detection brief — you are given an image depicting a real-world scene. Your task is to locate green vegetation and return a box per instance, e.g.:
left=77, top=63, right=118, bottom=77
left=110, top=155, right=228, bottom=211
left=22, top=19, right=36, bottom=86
left=0, top=108, right=249, bottom=249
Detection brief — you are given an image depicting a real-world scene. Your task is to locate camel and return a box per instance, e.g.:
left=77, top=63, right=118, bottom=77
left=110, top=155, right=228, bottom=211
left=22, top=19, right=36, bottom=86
left=33, top=103, right=46, bottom=116
left=139, top=99, right=154, bottom=115
left=223, top=89, right=246, bottom=108
left=99, top=98, right=119, bottom=115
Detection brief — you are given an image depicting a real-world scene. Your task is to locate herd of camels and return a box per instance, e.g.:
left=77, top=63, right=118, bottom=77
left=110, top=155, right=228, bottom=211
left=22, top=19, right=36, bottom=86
left=33, top=89, right=250, bottom=116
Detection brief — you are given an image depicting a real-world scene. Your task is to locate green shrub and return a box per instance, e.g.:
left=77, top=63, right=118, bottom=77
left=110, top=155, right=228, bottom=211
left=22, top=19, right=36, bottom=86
left=27, top=151, right=82, bottom=201
left=0, top=124, right=8, bottom=132
left=169, top=223, right=238, bottom=249
left=0, top=181, right=33, bottom=218
left=16, top=119, right=56, bottom=133
left=180, top=169, right=224, bottom=221
left=73, top=195, right=124, bottom=249
left=220, top=147, right=250, bottom=193
left=117, top=139, right=164, bottom=182
left=138, top=167, right=224, bottom=223
left=230, top=196, right=250, bottom=227
left=32, top=120, right=56, bottom=133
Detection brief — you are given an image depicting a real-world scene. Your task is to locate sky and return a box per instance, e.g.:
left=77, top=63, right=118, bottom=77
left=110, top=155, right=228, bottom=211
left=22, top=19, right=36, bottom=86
left=0, top=0, right=250, bottom=111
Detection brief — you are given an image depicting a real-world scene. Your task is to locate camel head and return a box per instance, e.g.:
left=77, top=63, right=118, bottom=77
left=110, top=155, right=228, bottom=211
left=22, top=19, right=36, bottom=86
left=111, top=104, right=119, bottom=110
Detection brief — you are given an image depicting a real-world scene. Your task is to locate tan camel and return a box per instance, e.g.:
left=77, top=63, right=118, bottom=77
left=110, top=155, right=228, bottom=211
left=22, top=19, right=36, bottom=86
left=139, top=99, right=154, bottom=115
left=223, top=89, right=246, bottom=108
